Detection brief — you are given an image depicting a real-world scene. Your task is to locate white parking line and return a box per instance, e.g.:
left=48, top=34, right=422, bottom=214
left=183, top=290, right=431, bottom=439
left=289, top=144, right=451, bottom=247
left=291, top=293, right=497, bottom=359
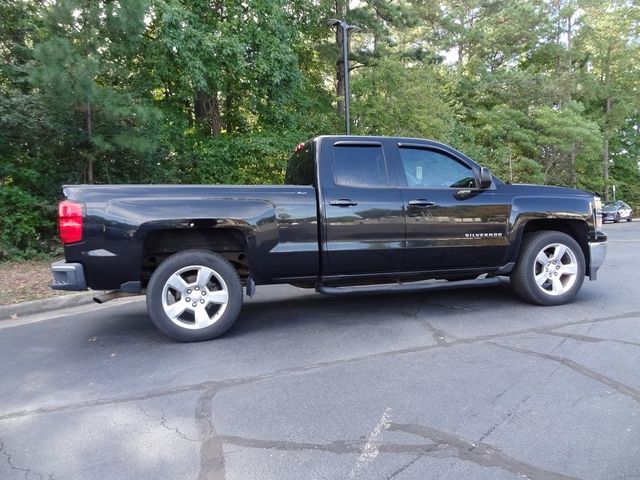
left=348, top=407, right=393, bottom=478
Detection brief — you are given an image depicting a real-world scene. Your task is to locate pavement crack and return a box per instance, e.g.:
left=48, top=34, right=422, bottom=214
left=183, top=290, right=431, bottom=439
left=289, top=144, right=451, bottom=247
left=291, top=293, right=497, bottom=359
left=216, top=435, right=444, bottom=456
left=389, top=423, right=580, bottom=480
left=137, top=405, right=198, bottom=442
left=196, top=386, right=226, bottom=480
left=160, top=411, right=199, bottom=443
left=184, top=428, right=577, bottom=480
left=542, top=331, right=640, bottom=348
left=422, top=320, right=449, bottom=345
left=490, top=343, right=640, bottom=404
left=402, top=307, right=454, bottom=345
left=0, top=438, right=53, bottom=480
left=386, top=455, right=421, bottom=479
left=491, top=377, right=520, bottom=403
left=476, top=394, right=531, bottom=444
left=424, top=302, right=472, bottom=312
left=2, top=309, right=639, bottom=422
left=544, top=331, right=604, bottom=343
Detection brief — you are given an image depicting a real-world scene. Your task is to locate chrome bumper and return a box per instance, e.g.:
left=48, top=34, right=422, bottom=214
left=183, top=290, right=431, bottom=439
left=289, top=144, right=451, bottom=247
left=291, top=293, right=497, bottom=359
left=51, top=261, right=87, bottom=291
left=588, top=241, right=607, bottom=280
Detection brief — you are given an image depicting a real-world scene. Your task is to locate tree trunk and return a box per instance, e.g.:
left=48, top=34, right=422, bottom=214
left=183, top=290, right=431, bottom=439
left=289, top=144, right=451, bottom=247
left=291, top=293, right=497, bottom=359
left=210, top=95, right=221, bottom=136
left=195, top=89, right=221, bottom=136
left=195, top=89, right=207, bottom=124
left=457, top=12, right=465, bottom=67
left=224, top=89, right=233, bottom=133
left=566, top=13, right=572, bottom=74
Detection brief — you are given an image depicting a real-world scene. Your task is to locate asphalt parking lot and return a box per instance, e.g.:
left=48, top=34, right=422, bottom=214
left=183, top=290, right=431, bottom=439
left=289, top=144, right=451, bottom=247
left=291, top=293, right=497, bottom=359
left=1, top=221, right=639, bottom=480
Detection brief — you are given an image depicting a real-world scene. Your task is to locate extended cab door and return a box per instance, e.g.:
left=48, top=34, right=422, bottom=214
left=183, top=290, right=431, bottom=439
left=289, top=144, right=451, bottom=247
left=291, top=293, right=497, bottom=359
left=319, top=139, right=404, bottom=275
left=391, top=142, right=510, bottom=271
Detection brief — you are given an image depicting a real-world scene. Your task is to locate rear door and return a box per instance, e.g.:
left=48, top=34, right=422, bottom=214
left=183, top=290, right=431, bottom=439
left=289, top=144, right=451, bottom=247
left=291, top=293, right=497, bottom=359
left=320, top=140, right=405, bottom=275
left=391, top=142, right=510, bottom=271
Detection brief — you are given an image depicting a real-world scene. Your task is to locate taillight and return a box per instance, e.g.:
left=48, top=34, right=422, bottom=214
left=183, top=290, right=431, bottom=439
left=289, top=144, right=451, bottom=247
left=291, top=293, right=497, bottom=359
left=59, top=200, right=84, bottom=244
left=594, top=196, right=603, bottom=231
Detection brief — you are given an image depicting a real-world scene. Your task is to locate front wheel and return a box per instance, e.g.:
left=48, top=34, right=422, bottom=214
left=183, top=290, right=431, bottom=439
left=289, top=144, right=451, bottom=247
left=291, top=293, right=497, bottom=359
left=510, top=231, right=585, bottom=306
left=628, top=213, right=633, bottom=222
left=146, top=250, right=243, bottom=342
left=614, top=213, right=621, bottom=223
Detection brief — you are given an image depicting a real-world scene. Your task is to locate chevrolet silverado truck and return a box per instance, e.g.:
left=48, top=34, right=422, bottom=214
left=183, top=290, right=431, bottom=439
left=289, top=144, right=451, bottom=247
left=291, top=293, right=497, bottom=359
left=51, top=135, right=607, bottom=341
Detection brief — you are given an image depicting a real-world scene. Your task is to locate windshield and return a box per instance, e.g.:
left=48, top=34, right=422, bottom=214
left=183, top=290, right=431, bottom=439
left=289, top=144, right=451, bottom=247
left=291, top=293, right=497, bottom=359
left=603, top=202, right=618, bottom=211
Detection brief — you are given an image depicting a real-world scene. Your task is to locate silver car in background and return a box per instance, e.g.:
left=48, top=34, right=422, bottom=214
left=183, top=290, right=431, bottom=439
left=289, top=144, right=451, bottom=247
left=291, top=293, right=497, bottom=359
left=602, top=201, right=633, bottom=223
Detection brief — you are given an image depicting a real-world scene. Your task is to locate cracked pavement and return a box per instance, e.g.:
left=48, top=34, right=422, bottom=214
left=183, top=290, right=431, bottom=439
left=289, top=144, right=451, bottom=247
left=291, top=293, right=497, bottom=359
left=0, top=222, right=639, bottom=479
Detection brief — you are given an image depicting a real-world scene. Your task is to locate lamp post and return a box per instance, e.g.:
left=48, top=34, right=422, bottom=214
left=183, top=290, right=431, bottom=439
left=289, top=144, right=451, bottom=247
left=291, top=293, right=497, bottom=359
left=327, top=19, right=361, bottom=135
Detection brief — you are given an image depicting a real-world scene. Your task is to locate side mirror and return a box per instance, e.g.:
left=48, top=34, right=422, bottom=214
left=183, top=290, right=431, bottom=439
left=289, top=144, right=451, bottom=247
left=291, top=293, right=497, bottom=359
left=479, top=167, right=492, bottom=189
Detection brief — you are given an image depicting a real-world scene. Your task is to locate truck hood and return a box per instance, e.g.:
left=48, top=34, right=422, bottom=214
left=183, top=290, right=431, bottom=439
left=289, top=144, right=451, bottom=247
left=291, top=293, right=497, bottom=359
left=502, top=183, right=593, bottom=198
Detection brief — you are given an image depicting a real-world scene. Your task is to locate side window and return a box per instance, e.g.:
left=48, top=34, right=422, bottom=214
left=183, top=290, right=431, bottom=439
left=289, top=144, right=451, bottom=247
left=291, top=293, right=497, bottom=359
left=285, top=143, right=315, bottom=185
left=333, top=145, right=389, bottom=188
left=399, top=147, right=474, bottom=189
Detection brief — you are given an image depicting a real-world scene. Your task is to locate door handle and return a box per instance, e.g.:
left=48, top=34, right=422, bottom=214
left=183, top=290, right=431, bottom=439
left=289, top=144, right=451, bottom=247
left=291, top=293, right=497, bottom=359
left=329, top=199, right=358, bottom=207
left=408, top=199, right=436, bottom=207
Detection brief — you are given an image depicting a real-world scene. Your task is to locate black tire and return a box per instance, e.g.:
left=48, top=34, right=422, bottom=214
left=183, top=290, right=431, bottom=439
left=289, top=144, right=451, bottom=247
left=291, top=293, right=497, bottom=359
left=614, top=213, right=620, bottom=223
left=146, top=250, right=243, bottom=342
left=510, top=231, right=585, bottom=306
left=627, top=213, right=633, bottom=222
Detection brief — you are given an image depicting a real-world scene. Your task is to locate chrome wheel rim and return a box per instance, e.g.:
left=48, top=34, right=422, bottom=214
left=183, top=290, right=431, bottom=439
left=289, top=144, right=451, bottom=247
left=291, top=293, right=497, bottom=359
left=533, top=243, right=578, bottom=296
left=161, top=265, right=229, bottom=329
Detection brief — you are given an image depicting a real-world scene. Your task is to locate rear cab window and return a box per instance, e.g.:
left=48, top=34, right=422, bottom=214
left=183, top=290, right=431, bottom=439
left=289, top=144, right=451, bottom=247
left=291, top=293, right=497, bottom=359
left=332, top=144, right=389, bottom=188
left=285, top=142, right=316, bottom=186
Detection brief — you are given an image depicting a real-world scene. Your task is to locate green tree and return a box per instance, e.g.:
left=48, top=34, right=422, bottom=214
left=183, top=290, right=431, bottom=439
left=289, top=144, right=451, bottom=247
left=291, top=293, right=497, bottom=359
left=350, top=58, right=455, bottom=140
left=30, top=0, right=161, bottom=184
left=575, top=0, right=640, bottom=199
left=531, top=101, right=602, bottom=189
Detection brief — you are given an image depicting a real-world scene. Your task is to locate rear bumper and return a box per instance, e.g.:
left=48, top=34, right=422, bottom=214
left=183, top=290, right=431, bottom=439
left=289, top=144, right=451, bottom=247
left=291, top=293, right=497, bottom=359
left=588, top=240, right=607, bottom=280
left=50, top=261, right=88, bottom=291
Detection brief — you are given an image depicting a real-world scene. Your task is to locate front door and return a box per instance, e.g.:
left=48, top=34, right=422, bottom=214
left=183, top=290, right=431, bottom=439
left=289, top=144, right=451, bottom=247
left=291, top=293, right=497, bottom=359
left=394, top=145, right=510, bottom=271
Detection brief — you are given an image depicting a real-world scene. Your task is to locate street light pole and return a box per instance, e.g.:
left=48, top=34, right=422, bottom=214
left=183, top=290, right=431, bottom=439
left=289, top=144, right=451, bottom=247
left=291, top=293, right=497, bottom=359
left=328, top=19, right=361, bottom=135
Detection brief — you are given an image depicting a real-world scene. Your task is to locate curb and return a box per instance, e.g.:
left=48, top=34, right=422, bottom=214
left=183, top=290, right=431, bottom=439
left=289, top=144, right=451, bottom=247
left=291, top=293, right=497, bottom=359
left=0, top=291, right=103, bottom=320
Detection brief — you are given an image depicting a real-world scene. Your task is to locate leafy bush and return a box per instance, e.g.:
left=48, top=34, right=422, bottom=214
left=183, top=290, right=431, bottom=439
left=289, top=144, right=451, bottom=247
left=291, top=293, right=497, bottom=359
left=0, top=185, right=58, bottom=260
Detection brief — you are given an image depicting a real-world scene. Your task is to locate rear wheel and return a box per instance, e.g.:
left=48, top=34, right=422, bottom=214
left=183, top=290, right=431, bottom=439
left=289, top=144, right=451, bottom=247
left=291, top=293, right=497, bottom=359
left=146, top=250, right=243, bottom=342
left=510, top=231, right=585, bottom=306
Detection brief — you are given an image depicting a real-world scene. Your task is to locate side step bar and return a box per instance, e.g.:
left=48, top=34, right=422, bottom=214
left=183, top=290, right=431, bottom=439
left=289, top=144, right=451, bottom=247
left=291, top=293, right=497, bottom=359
left=316, top=276, right=503, bottom=296
left=93, top=291, right=141, bottom=304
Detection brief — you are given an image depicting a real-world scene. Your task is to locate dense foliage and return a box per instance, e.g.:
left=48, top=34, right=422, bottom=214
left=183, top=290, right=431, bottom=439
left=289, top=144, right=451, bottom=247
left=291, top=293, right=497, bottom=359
left=1, top=0, right=639, bottom=258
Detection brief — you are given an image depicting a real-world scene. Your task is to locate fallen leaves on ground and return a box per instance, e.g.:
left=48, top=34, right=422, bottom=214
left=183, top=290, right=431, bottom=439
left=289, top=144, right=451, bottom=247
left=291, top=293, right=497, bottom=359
left=0, top=259, right=71, bottom=305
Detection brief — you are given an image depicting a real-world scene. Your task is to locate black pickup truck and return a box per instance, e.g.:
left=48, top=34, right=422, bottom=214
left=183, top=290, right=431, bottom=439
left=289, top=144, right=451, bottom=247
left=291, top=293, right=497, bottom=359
left=52, top=136, right=607, bottom=341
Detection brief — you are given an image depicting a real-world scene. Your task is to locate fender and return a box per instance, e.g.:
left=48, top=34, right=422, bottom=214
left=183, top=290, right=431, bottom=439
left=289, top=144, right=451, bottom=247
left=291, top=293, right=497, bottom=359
left=506, top=195, right=594, bottom=264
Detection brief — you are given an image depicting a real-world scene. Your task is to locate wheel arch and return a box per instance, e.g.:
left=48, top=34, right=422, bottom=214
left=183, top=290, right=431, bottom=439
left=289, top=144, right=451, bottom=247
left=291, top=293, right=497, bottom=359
left=141, top=227, right=251, bottom=288
left=515, top=219, right=590, bottom=270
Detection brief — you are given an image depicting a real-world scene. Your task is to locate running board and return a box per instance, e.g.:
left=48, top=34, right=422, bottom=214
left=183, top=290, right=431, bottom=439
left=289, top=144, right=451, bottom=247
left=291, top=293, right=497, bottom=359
left=94, top=291, right=141, bottom=304
left=315, top=276, right=503, bottom=296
